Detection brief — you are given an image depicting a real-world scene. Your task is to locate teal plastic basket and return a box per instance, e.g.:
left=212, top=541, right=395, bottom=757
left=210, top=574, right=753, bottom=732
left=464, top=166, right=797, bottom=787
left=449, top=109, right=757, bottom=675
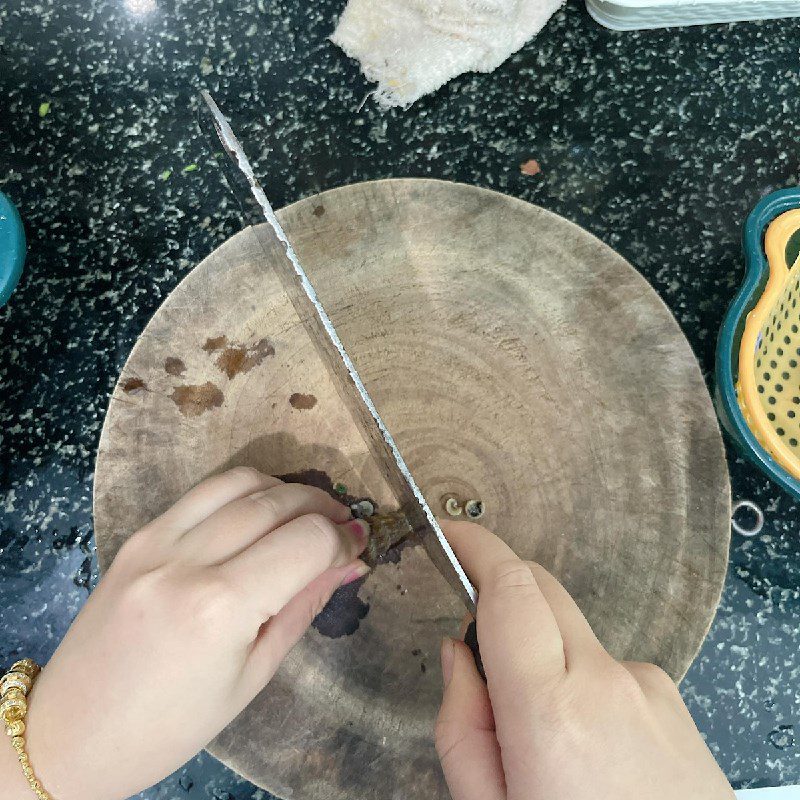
left=716, top=187, right=800, bottom=501
left=0, top=191, right=25, bottom=307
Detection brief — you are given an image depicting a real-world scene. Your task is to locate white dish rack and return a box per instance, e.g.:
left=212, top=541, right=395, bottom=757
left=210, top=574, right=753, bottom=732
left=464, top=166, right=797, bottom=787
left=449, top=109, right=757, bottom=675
left=586, top=0, right=800, bottom=29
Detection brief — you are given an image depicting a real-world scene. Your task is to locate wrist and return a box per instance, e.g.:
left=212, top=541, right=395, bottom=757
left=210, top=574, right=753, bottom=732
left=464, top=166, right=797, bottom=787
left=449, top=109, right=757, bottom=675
left=2, top=661, right=84, bottom=800
left=22, top=671, right=84, bottom=800
left=1, top=658, right=50, bottom=800
left=0, top=729, right=34, bottom=800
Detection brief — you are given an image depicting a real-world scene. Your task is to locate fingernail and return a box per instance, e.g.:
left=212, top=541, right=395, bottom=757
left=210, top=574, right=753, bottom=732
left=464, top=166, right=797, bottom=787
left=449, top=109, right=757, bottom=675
left=458, top=612, right=474, bottom=640
left=334, top=502, right=354, bottom=523
left=346, top=518, right=370, bottom=549
left=441, top=637, right=455, bottom=687
left=340, top=560, right=371, bottom=586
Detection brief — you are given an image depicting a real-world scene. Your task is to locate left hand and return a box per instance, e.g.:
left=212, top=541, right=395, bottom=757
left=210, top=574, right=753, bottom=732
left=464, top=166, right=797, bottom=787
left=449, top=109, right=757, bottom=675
left=13, top=468, right=370, bottom=800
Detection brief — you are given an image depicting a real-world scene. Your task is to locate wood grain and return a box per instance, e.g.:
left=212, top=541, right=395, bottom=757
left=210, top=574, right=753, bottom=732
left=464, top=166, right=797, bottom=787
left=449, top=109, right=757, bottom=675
left=93, top=178, right=730, bottom=800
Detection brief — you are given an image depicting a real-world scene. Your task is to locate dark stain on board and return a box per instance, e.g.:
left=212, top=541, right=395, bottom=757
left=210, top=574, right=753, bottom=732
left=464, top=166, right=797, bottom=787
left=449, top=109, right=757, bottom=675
left=312, top=204, right=325, bottom=217
left=312, top=577, right=370, bottom=639
left=170, top=382, right=224, bottom=417
left=121, top=377, right=147, bottom=394
left=164, top=357, right=186, bottom=376
left=289, top=392, right=317, bottom=410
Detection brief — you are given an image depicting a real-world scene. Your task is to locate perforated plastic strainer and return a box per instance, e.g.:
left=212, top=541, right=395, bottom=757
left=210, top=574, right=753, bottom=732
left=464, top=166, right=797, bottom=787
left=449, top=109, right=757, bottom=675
left=717, top=188, right=800, bottom=500
left=737, top=209, right=800, bottom=478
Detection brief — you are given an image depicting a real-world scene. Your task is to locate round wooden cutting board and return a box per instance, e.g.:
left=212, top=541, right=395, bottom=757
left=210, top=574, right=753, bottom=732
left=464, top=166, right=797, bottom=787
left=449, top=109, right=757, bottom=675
left=94, top=178, right=730, bottom=800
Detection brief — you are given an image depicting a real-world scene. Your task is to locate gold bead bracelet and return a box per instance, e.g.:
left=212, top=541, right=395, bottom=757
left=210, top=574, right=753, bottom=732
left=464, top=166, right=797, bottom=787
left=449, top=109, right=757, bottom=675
left=1, top=659, right=52, bottom=800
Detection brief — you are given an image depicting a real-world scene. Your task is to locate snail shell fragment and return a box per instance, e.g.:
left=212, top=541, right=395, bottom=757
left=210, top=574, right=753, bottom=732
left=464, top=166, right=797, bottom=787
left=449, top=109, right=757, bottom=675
left=363, top=511, right=414, bottom=566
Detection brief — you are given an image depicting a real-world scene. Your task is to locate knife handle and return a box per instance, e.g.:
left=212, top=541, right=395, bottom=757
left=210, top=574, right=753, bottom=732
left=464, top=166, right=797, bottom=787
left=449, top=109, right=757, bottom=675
left=464, top=619, right=486, bottom=682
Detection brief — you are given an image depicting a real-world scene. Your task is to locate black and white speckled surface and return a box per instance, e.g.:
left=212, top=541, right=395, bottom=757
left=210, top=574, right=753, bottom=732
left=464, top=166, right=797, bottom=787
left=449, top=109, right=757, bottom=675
left=2, top=0, right=800, bottom=795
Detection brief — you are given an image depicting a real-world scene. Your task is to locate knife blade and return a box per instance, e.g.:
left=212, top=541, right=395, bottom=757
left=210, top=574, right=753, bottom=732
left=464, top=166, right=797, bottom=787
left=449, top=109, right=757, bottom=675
left=198, top=90, right=478, bottom=615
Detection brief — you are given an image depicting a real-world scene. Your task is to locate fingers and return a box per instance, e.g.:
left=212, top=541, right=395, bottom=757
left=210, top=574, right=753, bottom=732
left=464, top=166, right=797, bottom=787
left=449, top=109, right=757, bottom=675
left=180, top=482, right=352, bottom=563
left=622, top=661, right=691, bottom=724
left=151, top=467, right=282, bottom=538
left=220, top=515, right=370, bottom=620
left=435, top=639, right=505, bottom=800
left=441, top=521, right=566, bottom=695
left=524, top=561, right=605, bottom=669
left=243, top=560, right=371, bottom=688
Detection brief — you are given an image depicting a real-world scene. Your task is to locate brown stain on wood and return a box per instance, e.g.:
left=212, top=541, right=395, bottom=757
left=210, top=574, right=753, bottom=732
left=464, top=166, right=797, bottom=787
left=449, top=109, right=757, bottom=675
left=170, top=382, right=224, bottom=416
left=289, top=392, right=317, bottom=410
left=312, top=204, right=325, bottom=217
left=120, top=377, right=147, bottom=394
left=207, top=337, right=275, bottom=379
left=202, top=335, right=228, bottom=352
left=164, top=357, right=186, bottom=376
left=216, top=346, right=247, bottom=379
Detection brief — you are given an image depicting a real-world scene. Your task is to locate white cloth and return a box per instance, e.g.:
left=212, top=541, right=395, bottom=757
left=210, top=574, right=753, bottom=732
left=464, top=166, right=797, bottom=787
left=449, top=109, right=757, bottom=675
left=330, top=0, right=564, bottom=108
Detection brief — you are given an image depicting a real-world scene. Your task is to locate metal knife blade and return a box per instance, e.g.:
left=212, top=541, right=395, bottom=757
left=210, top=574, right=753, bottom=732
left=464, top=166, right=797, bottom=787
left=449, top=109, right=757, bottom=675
left=198, top=91, right=478, bottom=614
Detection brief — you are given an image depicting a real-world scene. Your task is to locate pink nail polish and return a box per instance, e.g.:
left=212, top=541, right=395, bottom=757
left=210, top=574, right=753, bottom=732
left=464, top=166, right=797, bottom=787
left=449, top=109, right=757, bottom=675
left=340, top=562, right=370, bottom=586
left=347, top=518, right=370, bottom=546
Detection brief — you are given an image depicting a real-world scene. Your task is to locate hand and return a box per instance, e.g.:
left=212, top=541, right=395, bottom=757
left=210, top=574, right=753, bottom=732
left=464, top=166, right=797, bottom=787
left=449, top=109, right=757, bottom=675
left=2, top=468, right=370, bottom=800
left=435, top=522, right=734, bottom=800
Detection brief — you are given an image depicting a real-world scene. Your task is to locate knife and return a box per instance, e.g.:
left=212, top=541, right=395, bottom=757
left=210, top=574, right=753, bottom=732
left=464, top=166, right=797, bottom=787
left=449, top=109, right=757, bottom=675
left=198, top=91, right=478, bottom=616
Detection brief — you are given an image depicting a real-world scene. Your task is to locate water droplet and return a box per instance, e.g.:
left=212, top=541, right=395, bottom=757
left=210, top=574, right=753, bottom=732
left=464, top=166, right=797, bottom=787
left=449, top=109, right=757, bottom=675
left=769, top=725, right=795, bottom=750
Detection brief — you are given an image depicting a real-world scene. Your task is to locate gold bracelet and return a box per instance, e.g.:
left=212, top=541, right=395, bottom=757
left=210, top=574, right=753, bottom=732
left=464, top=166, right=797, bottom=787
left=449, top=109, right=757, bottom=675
left=1, top=659, right=52, bottom=800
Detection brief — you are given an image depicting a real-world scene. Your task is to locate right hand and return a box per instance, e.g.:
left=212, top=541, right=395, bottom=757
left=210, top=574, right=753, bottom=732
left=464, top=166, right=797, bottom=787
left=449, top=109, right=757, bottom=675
left=435, top=522, right=734, bottom=800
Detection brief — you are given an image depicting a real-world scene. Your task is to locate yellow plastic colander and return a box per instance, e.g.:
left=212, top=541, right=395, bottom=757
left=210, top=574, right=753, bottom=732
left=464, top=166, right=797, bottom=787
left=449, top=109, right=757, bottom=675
left=737, top=208, right=800, bottom=480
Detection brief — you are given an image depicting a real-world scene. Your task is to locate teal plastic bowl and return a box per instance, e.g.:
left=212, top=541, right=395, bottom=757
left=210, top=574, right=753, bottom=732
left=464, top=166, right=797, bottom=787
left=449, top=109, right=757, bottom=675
left=0, top=191, right=25, bottom=307
left=716, top=187, right=800, bottom=501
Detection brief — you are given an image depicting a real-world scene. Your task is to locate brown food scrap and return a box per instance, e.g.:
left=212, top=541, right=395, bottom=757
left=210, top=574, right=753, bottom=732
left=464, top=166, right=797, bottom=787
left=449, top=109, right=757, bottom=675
left=362, top=511, right=414, bottom=567
left=213, top=338, right=275, bottom=379
left=312, top=204, right=325, bottom=217
left=289, top=392, right=317, bottom=410
left=120, top=377, right=147, bottom=394
left=202, top=335, right=228, bottom=352
left=520, top=159, right=542, bottom=176
left=170, top=382, right=224, bottom=417
left=164, top=357, right=186, bottom=377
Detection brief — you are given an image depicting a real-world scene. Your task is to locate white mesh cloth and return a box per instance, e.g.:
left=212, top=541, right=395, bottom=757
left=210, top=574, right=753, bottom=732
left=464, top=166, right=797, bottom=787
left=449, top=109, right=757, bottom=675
left=330, top=0, right=565, bottom=108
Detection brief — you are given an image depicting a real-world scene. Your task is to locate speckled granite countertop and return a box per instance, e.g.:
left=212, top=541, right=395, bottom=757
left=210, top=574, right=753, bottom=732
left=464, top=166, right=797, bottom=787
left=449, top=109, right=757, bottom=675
left=1, top=0, right=800, bottom=795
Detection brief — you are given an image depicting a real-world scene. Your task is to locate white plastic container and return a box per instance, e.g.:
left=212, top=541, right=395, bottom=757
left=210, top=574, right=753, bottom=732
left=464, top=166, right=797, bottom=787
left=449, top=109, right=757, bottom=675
left=586, top=0, right=800, bottom=30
